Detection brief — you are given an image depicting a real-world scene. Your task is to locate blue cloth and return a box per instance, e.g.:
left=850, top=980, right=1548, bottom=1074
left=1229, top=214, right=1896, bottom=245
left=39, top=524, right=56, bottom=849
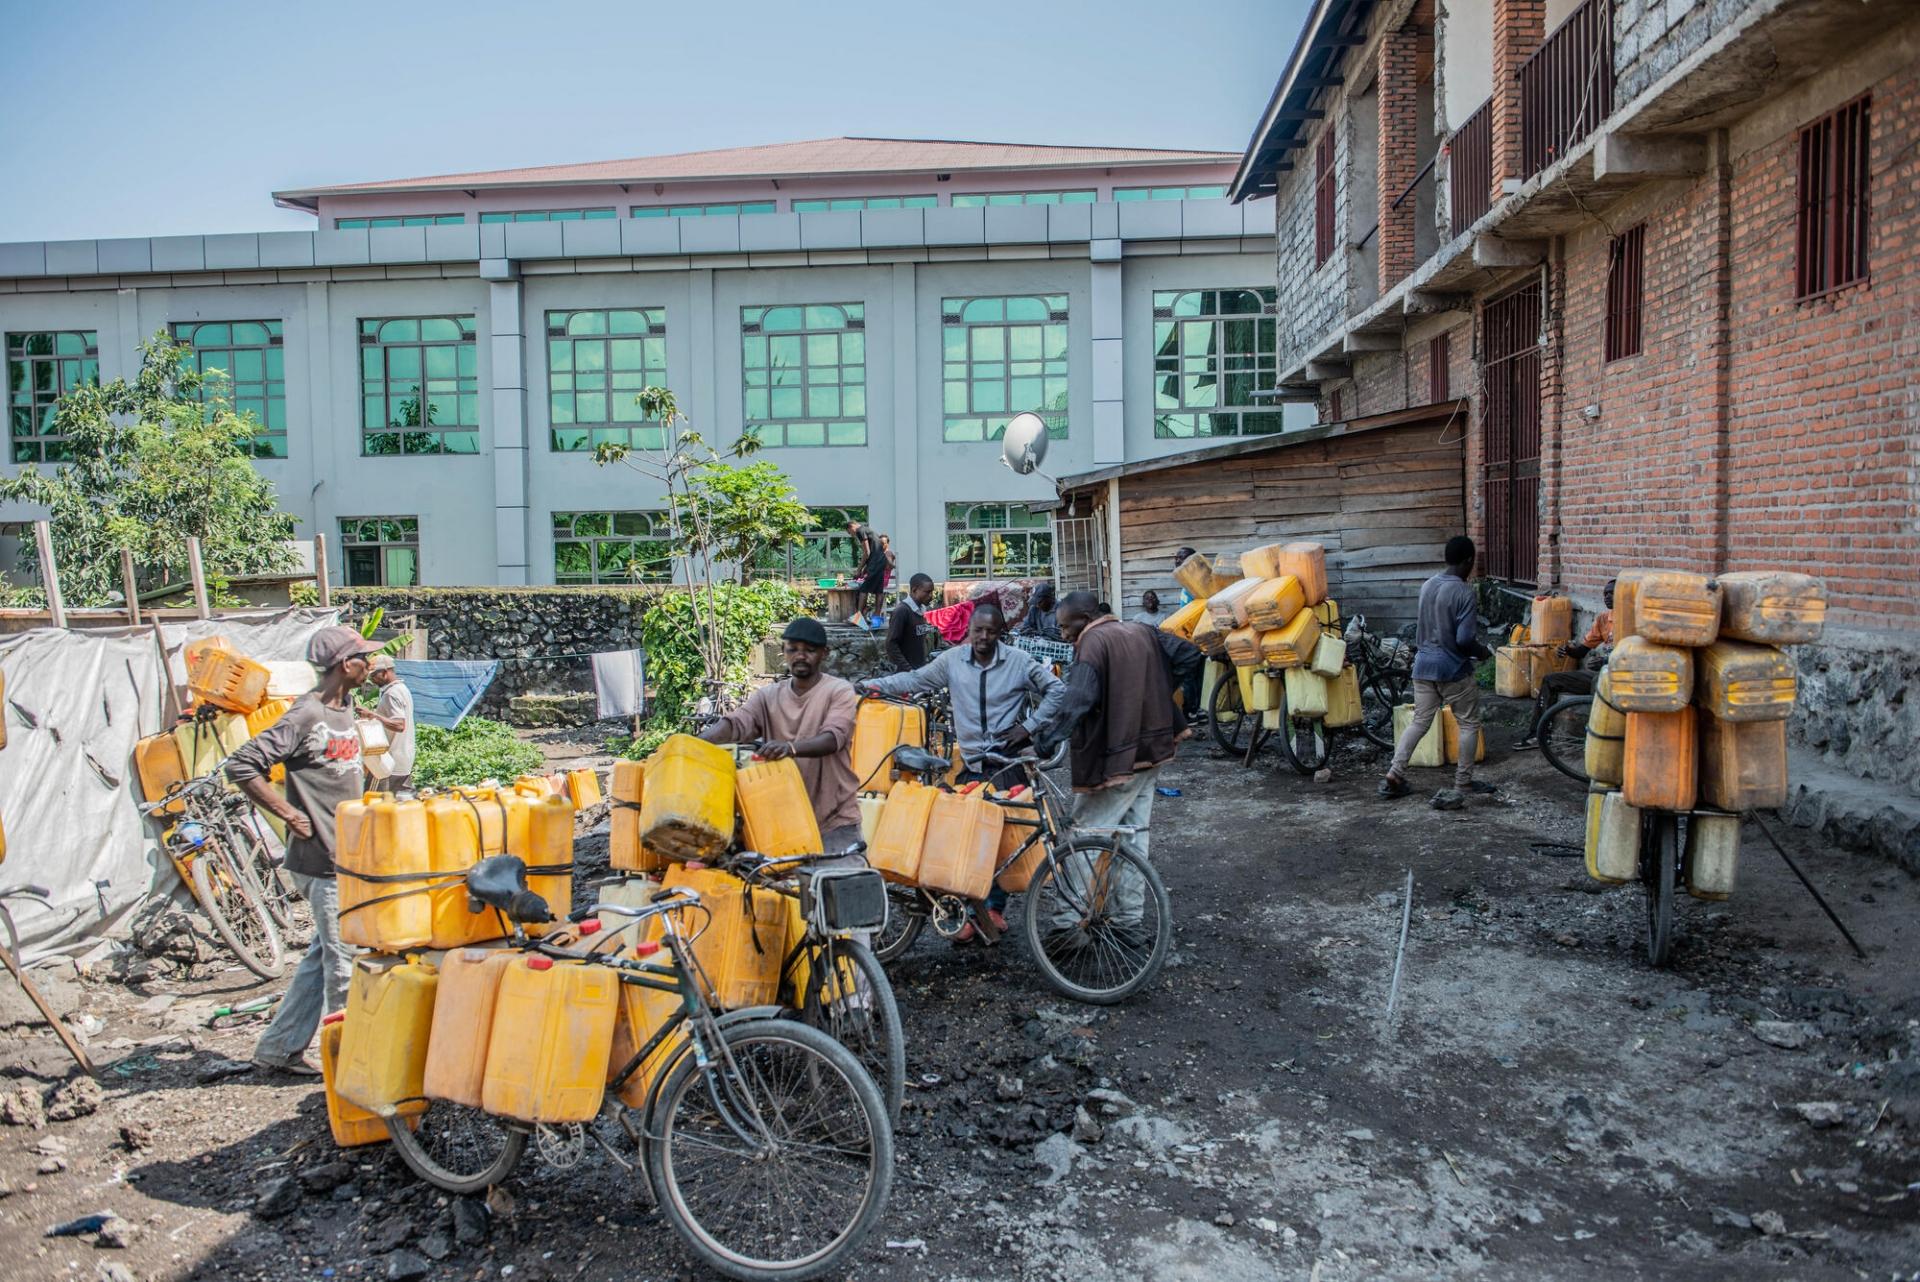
left=1410, top=572, right=1485, bottom=683
left=390, top=659, right=499, bottom=729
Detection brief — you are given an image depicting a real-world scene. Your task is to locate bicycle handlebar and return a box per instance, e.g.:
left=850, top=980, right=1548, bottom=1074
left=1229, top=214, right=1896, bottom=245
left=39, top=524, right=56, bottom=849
left=971, top=741, right=1069, bottom=773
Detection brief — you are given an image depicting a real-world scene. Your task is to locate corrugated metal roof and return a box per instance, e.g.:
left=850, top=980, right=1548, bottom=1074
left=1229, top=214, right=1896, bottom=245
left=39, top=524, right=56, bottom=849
left=276, top=136, right=1239, bottom=203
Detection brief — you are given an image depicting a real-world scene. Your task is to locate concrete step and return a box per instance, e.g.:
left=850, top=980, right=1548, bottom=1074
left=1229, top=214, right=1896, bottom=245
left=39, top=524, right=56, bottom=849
left=1783, top=747, right=1920, bottom=875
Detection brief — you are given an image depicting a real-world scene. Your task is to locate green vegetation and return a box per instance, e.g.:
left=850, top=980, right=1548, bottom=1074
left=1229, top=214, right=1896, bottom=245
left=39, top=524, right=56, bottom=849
left=412, top=717, right=545, bottom=790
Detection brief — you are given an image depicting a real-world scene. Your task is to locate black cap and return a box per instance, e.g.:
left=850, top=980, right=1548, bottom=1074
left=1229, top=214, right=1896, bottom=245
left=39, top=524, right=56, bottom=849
left=782, top=617, right=829, bottom=647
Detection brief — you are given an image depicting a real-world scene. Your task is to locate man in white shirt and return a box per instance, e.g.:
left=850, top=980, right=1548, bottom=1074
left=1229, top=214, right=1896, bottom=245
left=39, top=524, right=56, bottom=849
left=360, top=654, right=416, bottom=791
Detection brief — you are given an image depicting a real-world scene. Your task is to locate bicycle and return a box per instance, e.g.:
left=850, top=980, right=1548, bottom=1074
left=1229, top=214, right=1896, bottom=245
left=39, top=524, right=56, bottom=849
left=1208, top=612, right=1402, bottom=774
left=870, top=743, right=1172, bottom=1006
left=722, top=850, right=905, bottom=1122
left=386, top=856, right=894, bottom=1282
left=1534, top=692, right=1599, bottom=785
left=140, top=772, right=285, bottom=979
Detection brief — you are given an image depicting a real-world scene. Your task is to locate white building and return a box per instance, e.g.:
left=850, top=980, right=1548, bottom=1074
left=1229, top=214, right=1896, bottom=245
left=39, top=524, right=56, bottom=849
left=1, top=138, right=1295, bottom=594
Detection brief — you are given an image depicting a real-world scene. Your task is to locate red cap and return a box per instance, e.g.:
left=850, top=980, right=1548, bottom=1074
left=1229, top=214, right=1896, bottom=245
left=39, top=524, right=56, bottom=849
left=579, top=920, right=602, bottom=935
left=526, top=955, right=554, bottom=971
left=634, top=941, right=661, bottom=957
left=321, top=1011, right=345, bottom=1026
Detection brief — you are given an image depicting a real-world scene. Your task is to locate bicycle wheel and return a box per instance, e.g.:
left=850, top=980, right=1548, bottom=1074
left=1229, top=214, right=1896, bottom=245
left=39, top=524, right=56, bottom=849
left=1538, top=696, right=1594, bottom=785
left=871, top=887, right=925, bottom=964
left=190, top=845, right=284, bottom=979
left=794, top=939, right=905, bottom=1122
left=1276, top=690, right=1329, bottom=776
left=1358, top=667, right=1399, bottom=749
left=1209, top=669, right=1268, bottom=757
left=1022, top=836, right=1171, bottom=1005
left=1642, top=812, right=1679, bottom=968
left=645, top=1017, right=893, bottom=1282
left=228, top=814, right=302, bottom=932
left=386, top=1104, right=529, bottom=1195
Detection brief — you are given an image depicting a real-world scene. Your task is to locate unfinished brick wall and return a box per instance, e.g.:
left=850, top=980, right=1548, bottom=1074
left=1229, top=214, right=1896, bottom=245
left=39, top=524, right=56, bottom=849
left=1377, top=22, right=1425, bottom=291
left=1490, top=0, right=1546, bottom=193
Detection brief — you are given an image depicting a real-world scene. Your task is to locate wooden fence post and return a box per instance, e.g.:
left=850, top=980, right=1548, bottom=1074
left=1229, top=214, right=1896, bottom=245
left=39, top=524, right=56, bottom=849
left=185, top=537, right=210, bottom=620
left=32, top=520, right=65, bottom=629
left=120, top=548, right=141, bottom=625
left=313, top=533, right=332, bottom=608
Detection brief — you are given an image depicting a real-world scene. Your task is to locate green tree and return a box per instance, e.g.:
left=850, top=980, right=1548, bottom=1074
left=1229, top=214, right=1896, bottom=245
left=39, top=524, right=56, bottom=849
left=0, top=332, right=296, bottom=606
left=675, top=459, right=815, bottom=580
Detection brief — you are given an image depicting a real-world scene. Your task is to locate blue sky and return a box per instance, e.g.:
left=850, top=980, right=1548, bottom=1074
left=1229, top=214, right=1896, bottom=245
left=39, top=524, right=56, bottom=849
left=0, top=0, right=1307, bottom=242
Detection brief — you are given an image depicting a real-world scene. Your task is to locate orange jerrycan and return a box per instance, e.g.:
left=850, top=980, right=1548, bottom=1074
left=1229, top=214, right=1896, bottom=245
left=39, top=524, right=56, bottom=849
left=1243, top=575, right=1305, bottom=631
left=1441, top=707, right=1485, bottom=763
left=918, top=789, right=1005, bottom=900
left=502, top=790, right=574, bottom=935
left=1716, top=571, right=1825, bottom=645
left=607, top=950, right=685, bottom=1107
left=481, top=955, right=619, bottom=1124
left=851, top=700, right=928, bottom=796
left=186, top=644, right=271, bottom=714
left=1608, top=636, right=1693, bottom=713
left=1275, top=543, right=1327, bottom=606
left=564, top=768, right=602, bottom=810
left=1697, top=711, right=1787, bottom=811
left=609, top=759, right=664, bottom=874
left=320, top=1013, right=392, bottom=1148
left=336, top=954, right=438, bottom=1117
left=1239, top=543, right=1286, bottom=579
left=1622, top=709, right=1697, bottom=811
left=653, top=864, right=786, bottom=1008
left=639, top=734, right=735, bottom=861
left=1224, top=625, right=1264, bottom=668
left=135, top=731, right=189, bottom=814
left=421, top=947, right=519, bottom=1107
left=1529, top=594, right=1572, bottom=646
left=1621, top=570, right=1722, bottom=647
left=866, top=779, right=937, bottom=884
left=1494, top=647, right=1531, bottom=697
left=1694, top=640, right=1796, bottom=722
left=737, top=757, right=825, bottom=858
left=336, top=795, right=435, bottom=950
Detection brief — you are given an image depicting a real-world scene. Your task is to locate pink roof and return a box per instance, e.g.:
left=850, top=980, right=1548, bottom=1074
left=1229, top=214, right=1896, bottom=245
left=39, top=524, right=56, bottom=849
left=275, top=136, right=1239, bottom=202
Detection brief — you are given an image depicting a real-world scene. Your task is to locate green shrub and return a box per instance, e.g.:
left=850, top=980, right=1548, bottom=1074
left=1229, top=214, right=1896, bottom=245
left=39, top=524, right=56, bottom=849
left=412, top=717, right=545, bottom=789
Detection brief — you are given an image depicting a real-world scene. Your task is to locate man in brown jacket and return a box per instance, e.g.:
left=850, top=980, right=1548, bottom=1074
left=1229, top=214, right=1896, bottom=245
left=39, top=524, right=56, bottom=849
left=1031, top=592, right=1199, bottom=928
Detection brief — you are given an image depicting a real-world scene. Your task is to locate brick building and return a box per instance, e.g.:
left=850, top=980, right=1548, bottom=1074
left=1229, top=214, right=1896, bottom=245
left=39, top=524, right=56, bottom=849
left=1230, top=0, right=1920, bottom=859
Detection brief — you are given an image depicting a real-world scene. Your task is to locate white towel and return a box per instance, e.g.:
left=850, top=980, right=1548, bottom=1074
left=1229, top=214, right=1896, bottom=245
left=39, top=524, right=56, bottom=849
left=591, top=649, right=646, bottom=719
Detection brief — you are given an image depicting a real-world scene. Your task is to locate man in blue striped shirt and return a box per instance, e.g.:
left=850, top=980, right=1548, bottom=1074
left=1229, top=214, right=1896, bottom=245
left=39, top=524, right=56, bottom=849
left=1379, top=536, right=1497, bottom=809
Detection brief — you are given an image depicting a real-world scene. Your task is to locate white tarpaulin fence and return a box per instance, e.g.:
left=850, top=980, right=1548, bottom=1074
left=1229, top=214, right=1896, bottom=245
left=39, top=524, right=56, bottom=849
left=0, top=608, right=337, bottom=960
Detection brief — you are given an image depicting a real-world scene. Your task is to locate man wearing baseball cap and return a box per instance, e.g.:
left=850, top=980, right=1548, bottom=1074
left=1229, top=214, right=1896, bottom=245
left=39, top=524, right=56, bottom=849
left=227, top=624, right=380, bottom=1075
left=698, top=616, right=862, bottom=849
left=358, top=653, right=415, bottom=792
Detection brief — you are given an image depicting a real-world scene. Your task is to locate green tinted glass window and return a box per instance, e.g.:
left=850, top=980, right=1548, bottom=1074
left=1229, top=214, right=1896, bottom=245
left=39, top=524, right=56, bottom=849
left=944, top=502, right=1052, bottom=579
left=335, top=214, right=465, bottom=229
left=552, top=510, right=672, bottom=584
left=477, top=208, right=615, bottom=224
left=357, top=316, right=479, bottom=456
left=171, top=320, right=288, bottom=459
left=790, top=195, right=937, bottom=212
left=949, top=190, right=1096, bottom=207
left=740, top=303, right=865, bottom=448
left=1112, top=185, right=1228, bottom=202
left=1149, top=288, right=1281, bottom=439
left=749, top=505, right=869, bottom=581
left=628, top=202, right=776, bottom=217
left=6, top=330, right=100, bottom=463
left=339, top=516, right=420, bottom=586
left=939, top=295, right=1068, bottom=443
left=546, top=308, right=669, bottom=452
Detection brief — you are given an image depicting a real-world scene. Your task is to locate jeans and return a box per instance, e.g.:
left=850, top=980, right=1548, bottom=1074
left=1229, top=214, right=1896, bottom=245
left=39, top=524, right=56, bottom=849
left=254, top=873, right=353, bottom=1062
left=1389, top=674, right=1482, bottom=789
left=1050, top=767, right=1159, bottom=930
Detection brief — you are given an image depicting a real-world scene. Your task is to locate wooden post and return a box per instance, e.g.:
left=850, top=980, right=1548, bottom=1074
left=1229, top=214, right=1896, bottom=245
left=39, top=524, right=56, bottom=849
left=185, top=536, right=210, bottom=620
left=32, top=520, right=65, bottom=629
left=313, top=533, right=332, bottom=608
left=119, top=548, right=141, bottom=625
left=151, top=621, right=180, bottom=723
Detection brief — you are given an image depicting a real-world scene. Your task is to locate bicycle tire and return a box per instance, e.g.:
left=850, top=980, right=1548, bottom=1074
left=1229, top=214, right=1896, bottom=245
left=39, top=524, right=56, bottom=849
left=871, top=888, right=925, bottom=964
left=190, top=844, right=284, bottom=979
left=1537, top=696, right=1594, bottom=785
left=1643, top=812, right=1679, bottom=968
left=228, top=814, right=300, bottom=931
left=386, top=1104, right=530, bottom=1195
left=1275, top=690, right=1330, bottom=776
left=793, top=939, right=905, bottom=1123
left=1358, top=667, right=1399, bottom=749
left=1209, top=670, right=1269, bottom=757
left=1022, top=836, right=1171, bottom=1006
left=645, top=1017, right=893, bottom=1282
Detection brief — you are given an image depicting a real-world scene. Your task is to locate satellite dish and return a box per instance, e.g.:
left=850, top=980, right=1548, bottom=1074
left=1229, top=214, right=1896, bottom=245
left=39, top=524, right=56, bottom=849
left=1000, top=412, right=1051, bottom=477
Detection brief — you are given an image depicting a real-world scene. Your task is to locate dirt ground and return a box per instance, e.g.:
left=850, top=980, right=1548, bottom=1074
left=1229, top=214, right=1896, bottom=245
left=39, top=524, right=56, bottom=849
left=2, top=699, right=1917, bottom=1282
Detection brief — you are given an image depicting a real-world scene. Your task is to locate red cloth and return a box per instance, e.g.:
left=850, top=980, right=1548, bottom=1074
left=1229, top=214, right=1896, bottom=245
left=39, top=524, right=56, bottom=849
left=924, top=599, right=977, bottom=644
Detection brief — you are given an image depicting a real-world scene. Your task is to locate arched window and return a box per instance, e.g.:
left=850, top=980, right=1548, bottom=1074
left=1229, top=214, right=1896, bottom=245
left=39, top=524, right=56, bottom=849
left=1150, top=288, right=1282, bottom=439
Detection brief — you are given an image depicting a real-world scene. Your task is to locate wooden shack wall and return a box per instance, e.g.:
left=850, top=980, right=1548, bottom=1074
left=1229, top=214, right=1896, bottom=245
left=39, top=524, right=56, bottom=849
left=1107, top=422, right=1465, bottom=630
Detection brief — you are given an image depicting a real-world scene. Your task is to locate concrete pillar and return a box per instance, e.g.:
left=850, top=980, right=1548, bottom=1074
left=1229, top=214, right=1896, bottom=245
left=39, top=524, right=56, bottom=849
left=1090, top=247, right=1124, bottom=465
left=304, top=281, right=334, bottom=575
left=1377, top=22, right=1422, bottom=293
left=889, top=263, right=921, bottom=572
left=110, top=288, right=141, bottom=384
left=1491, top=0, right=1545, bottom=196
left=488, top=275, right=530, bottom=585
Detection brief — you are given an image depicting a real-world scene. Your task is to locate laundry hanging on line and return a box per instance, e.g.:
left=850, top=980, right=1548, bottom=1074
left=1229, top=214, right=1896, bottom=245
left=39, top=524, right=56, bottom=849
left=590, top=648, right=646, bottom=719
left=391, top=659, right=500, bottom=730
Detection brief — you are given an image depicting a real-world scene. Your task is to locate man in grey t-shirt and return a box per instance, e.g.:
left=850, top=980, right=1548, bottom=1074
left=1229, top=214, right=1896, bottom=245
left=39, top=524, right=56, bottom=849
left=227, top=625, right=380, bottom=1075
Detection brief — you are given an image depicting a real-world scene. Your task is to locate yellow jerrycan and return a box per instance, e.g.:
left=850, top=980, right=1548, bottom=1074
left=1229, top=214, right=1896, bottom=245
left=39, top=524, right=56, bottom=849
left=418, top=794, right=497, bottom=948
left=1323, top=665, right=1364, bottom=728
left=502, top=791, right=575, bottom=936
left=866, top=780, right=937, bottom=885
left=1529, top=594, right=1572, bottom=646
left=607, top=947, right=686, bottom=1107
left=320, top=1013, right=394, bottom=1148
left=1275, top=543, right=1327, bottom=606
left=1697, top=711, right=1787, bottom=811
left=1283, top=667, right=1330, bottom=719
left=1441, top=707, right=1485, bottom=763
left=136, top=731, right=189, bottom=814
left=1494, top=647, right=1531, bottom=697
left=186, top=644, right=271, bottom=714
left=1619, top=570, right=1722, bottom=647
left=609, top=759, right=665, bottom=874
left=639, top=734, right=736, bottom=861
left=1583, top=669, right=1627, bottom=787
left=1243, top=575, right=1306, bottom=631
left=1693, top=640, right=1796, bottom=722
left=336, top=795, right=435, bottom=950
left=1224, top=625, right=1265, bottom=669
left=918, top=788, right=1005, bottom=900
left=1160, top=597, right=1208, bottom=640
left=481, top=955, right=619, bottom=1124
left=736, top=757, right=825, bottom=858
left=1716, top=571, right=1825, bottom=645
left=564, top=768, right=602, bottom=810
left=851, top=700, right=928, bottom=796
left=1392, top=704, right=1446, bottom=767
left=1259, top=610, right=1321, bottom=669
left=653, top=864, right=786, bottom=1009
left=1585, top=785, right=1639, bottom=884
left=336, top=954, right=438, bottom=1117
left=245, top=697, right=292, bottom=739
left=421, top=946, right=519, bottom=1108
left=1608, top=636, right=1694, bottom=713
left=1236, top=664, right=1280, bottom=714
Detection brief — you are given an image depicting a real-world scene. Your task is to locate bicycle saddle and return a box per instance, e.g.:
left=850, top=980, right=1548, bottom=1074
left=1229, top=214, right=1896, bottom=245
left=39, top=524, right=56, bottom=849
left=891, top=746, right=950, bottom=776
left=466, top=855, right=553, bottom=924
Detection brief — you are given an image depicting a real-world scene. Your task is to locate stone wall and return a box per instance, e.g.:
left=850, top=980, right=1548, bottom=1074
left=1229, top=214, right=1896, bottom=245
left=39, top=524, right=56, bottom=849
left=339, top=586, right=658, bottom=718
left=1612, top=0, right=1754, bottom=104
left=1791, top=628, right=1920, bottom=800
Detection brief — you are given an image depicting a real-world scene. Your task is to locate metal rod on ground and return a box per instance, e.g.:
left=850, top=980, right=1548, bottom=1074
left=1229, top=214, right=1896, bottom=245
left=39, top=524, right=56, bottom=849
left=1749, top=810, right=1870, bottom=962
left=0, top=908, right=95, bottom=1076
left=313, top=533, right=331, bottom=608
left=32, top=520, right=65, bottom=629
left=185, top=537, right=210, bottom=620
left=1384, top=867, right=1414, bottom=1026
left=119, top=548, right=140, bottom=625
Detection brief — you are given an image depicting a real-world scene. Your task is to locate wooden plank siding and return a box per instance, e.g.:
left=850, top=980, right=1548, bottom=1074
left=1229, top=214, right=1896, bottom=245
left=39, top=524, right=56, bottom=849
left=1089, top=422, right=1465, bottom=631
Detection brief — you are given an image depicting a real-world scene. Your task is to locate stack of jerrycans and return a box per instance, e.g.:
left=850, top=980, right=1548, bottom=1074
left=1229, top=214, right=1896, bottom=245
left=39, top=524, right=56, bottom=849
left=1586, top=569, right=1822, bottom=900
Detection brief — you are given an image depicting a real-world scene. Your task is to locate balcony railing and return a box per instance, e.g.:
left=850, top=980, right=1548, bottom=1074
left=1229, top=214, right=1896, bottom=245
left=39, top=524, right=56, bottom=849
left=1449, top=98, right=1493, bottom=240
left=1520, top=0, right=1615, bottom=178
